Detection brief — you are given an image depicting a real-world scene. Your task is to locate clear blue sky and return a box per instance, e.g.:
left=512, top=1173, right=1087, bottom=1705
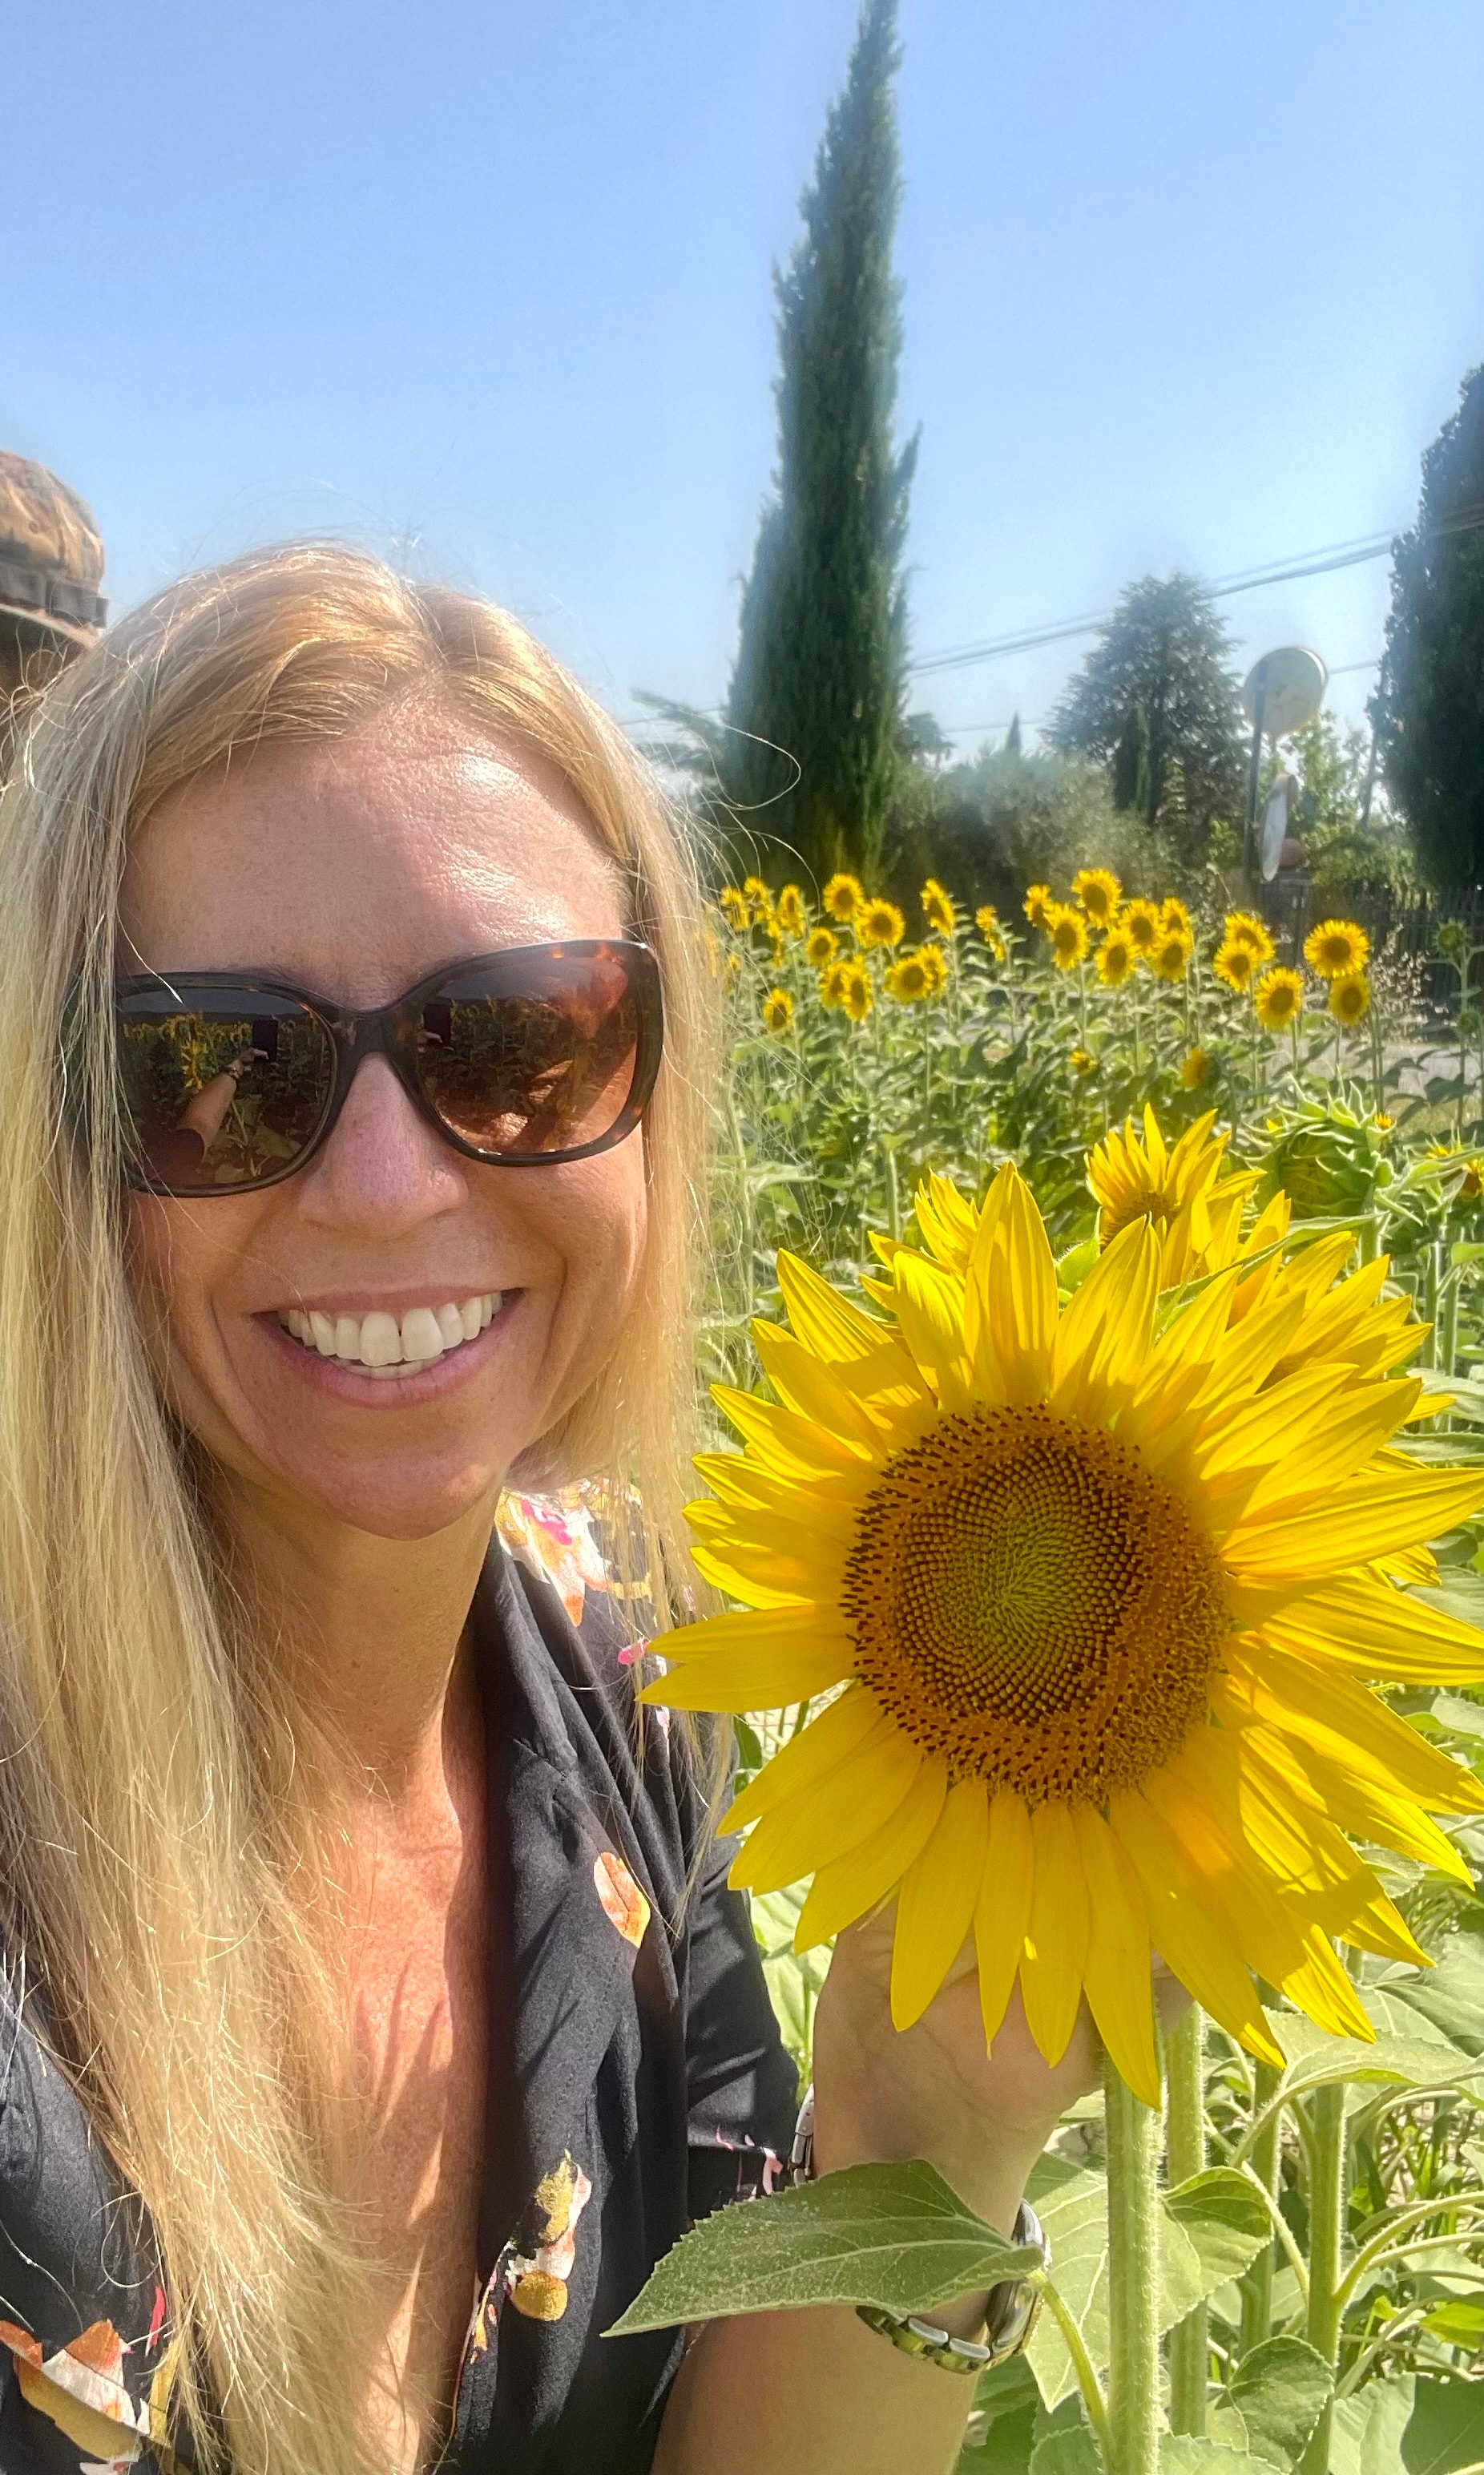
left=6, top=1, right=1482, bottom=749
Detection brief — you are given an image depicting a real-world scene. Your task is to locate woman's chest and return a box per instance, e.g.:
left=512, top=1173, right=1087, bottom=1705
left=348, top=1847, right=494, bottom=2470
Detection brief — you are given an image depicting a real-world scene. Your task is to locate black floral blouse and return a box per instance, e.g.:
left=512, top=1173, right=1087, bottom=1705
left=0, top=1528, right=799, bottom=2473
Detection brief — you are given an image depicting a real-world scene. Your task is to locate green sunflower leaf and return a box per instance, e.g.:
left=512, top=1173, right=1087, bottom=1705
left=1206, top=2336, right=1333, bottom=2470
left=603, top=2162, right=1042, bottom=2336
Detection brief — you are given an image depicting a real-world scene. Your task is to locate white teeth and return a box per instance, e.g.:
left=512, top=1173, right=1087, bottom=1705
left=359, top=1310, right=402, bottom=1367
left=277, top=1293, right=502, bottom=1373
left=401, top=1306, right=445, bottom=1364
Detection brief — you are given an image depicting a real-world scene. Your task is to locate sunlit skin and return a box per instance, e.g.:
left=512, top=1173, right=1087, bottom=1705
left=118, top=699, right=1143, bottom=2475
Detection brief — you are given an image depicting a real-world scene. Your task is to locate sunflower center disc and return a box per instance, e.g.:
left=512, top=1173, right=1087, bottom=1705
left=842, top=1406, right=1228, bottom=1803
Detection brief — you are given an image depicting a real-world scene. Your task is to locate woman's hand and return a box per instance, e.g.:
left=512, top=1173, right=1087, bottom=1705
left=812, top=1906, right=1188, bottom=2236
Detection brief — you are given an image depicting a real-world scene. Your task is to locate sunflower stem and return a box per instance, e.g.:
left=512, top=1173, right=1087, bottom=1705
left=1237, top=2061, right=1284, bottom=2354
left=1103, top=2051, right=1161, bottom=2475
left=1296, top=2078, right=1349, bottom=2475
left=1164, top=2005, right=1208, bottom=2435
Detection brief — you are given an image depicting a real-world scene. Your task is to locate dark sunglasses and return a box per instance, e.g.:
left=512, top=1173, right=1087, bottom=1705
left=110, top=939, right=663, bottom=1196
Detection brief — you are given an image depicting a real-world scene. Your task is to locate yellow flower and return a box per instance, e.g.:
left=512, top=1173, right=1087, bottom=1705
left=840, top=960, right=873, bottom=1021
left=1151, top=928, right=1192, bottom=984
left=858, top=898, right=906, bottom=951
left=1213, top=939, right=1257, bottom=995
left=976, top=906, right=1007, bottom=960
left=1373, top=1111, right=1394, bottom=1133
left=742, top=874, right=772, bottom=919
left=1329, top=972, right=1370, bottom=1029
left=1120, top=898, right=1161, bottom=955
left=805, top=925, right=838, bottom=970
left=823, top=873, right=865, bottom=922
left=1071, top=868, right=1121, bottom=927
left=1160, top=897, right=1193, bottom=939
left=921, top=878, right=957, bottom=938
left=647, top=1164, right=1484, bottom=2104
left=1305, top=919, right=1371, bottom=981
left=819, top=959, right=852, bottom=1010
left=1070, top=1046, right=1095, bottom=1076
left=1045, top=903, right=1090, bottom=971
left=1425, top=1141, right=1484, bottom=1201
left=776, top=884, right=807, bottom=938
left=1087, top=1104, right=1253, bottom=1281
left=1180, top=1048, right=1209, bottom=1089
left=1224, top=911, right=1276, bottom=963
left=719, top=886, right=749, bottom=934
left=1023, top=884, right=1053, bottom=932
left=885, top=950, right=934, bottom=1004
left=761, top=987, right=794, bottom=1036
left=919, top=943, right=948, bottom=995
left=1095, top=927, right=1137, bottom=988
left=1256, top=967, right=1305, bottom=1032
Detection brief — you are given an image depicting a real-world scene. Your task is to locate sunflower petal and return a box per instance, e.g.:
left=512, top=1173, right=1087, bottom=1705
left=989, top=1171, right=1058, bottom=1405
left=1264, top=1573, right=1484, bottom=1683
left=1018, top=1802, right=1090, bottom=2066
left=751, top=1323, right=888, bottom=1449
left=1239, top=1723, right=1474, bottom=1886
left=647, top=1636, right=854, bottom=1711
left=711, top=1384, right=875, bottom=1482
left=722, top=1689, right=883, bottom=1832
left=1221, top=1643, right=1484, bottom=1815
left=776, top=1251, right=889, bottom=1363
left=1073, top=1807, right=1159, bottom=2106
left=795, top=1761, right=948, bottom=1947
left=974, top=1792, right=1034, bottom=2048
left=893, top=1252, right=975, bottom=1413
left=1279, top=1920, right=1375, bottom=2042
left=730, top=1726, right=923, bottom=1894
left=890, top=1779, right=990, bottom=2030
left=1109, top=1792, right=1283, bottom=2065
left=1224, top=1468, right=1484, bottom=1578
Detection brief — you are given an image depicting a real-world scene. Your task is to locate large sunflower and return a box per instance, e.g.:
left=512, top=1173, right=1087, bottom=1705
left=647, top=1161, right=1484, bottom=2106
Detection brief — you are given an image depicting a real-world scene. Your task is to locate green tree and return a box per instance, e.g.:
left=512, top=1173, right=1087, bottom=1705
left=1376, top=360, right=1484, bottom=890
left=1046, top=573, right=1245, bottom=861
left=716, top=0, right=917, bottom=886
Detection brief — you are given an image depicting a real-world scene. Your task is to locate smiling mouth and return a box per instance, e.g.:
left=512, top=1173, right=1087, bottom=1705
left=276, top=1293, right=503, bottom=1380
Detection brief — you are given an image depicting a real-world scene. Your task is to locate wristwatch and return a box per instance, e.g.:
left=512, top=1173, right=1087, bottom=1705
left=787, top=2085, right=1049, bottom=2375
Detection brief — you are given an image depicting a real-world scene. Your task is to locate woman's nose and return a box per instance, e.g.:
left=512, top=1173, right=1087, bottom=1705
left=294, top=1055, right=467, bottom=1233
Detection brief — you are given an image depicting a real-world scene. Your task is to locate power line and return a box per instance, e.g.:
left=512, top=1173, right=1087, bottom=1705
left=908, top=504, right=1484, bottom=680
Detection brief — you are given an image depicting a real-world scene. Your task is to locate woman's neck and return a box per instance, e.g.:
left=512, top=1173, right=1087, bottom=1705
left=218, top=1475, right=498, bottom=1811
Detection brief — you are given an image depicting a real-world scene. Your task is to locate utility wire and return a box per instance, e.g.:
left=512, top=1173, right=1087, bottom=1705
left=908, top=503, right=1484, bottom=680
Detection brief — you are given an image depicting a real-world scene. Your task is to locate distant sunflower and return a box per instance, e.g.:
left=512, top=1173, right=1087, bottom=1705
left=859, top=898, right=907, bottom=951
left=1096, top=927, right=1138, bottom=989
left=1305, top=919, right=1371, bottom=981
left=719, top=886, right=749, bottom=934
left=919, top=943, right=949, bottom=995
left=1329, top=972, right=1370, bottom=1029
left=1161, top=897, right=1193, bottom=939
left=1070, top=1047, right=1096, bottom=1077
left=1087, top=1106, right=1254, bottom=1280
left=1151, top=929, right=1193, bottom=984
left=1225, top=911, right=1276, bottom=963
left=649, top=1163, right=1484, bottom=2103
left=1023, top=885, right=1053, bottom=932
left=1072, top=868, right=1121, bottom=927
left=1046, top=903, right=1090, bottom=971
left=885, top=950, right=934, bottom=1004
left=1256, top=967, right=1305, bottom=1033
left=1214, top=940, right=1258, bottom=995
left=761, top=987, right=794, bottom=1036
left=742, top=874, right=772, bottom=920
left=806, top=926, right=838, bottom=969
left=1120, top=898, right=1162, bottom=955
left=921, top=878, right=958, bottom=938
left=1181, top=1048, right=1210, bottom=1089
left=823, top=874, right=865, bottom=923
left=976, top=906, right=1007, bottom=959
left=776, top=885, right=807, bottom=938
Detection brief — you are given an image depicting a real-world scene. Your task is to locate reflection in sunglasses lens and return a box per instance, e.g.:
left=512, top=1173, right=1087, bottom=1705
left=117, top=991, right=333, bottom=1189
left=417, top=955, right=639, bottom=1157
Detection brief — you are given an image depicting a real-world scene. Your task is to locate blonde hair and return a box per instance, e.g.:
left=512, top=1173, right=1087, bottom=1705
left=0, top=543, right=715, bottom=2473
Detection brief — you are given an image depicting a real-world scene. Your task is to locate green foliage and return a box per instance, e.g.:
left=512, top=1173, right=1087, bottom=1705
left=891, top=742, right=1158, bottom=919
left=1377, top=361, right=1484, bottom=893
left=1282, top=713, right=1414, bottom=898
left=1046, top=575, right=1247, bottom=862
left=716, top=0, right=917, bottom=886
left=606, top=2159, right=1039, bottom=2334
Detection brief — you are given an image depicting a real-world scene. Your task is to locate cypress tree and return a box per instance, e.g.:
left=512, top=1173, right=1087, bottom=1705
left=1375, top=361, right=1484, bottom=890
left=722, top=0, right=917, bottom=886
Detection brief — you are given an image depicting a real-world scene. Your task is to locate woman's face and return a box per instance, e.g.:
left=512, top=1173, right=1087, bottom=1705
left=118, top=702, right=649, bottom=1544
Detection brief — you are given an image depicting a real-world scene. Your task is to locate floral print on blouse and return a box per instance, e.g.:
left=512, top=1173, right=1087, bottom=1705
left=0, top=1517, right=796, bottom=2474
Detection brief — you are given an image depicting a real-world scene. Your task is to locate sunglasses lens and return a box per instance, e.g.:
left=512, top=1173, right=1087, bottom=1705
left=116, top=988, right=333, bottom=1189
left=414, top=947, right=646, bottom=1158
